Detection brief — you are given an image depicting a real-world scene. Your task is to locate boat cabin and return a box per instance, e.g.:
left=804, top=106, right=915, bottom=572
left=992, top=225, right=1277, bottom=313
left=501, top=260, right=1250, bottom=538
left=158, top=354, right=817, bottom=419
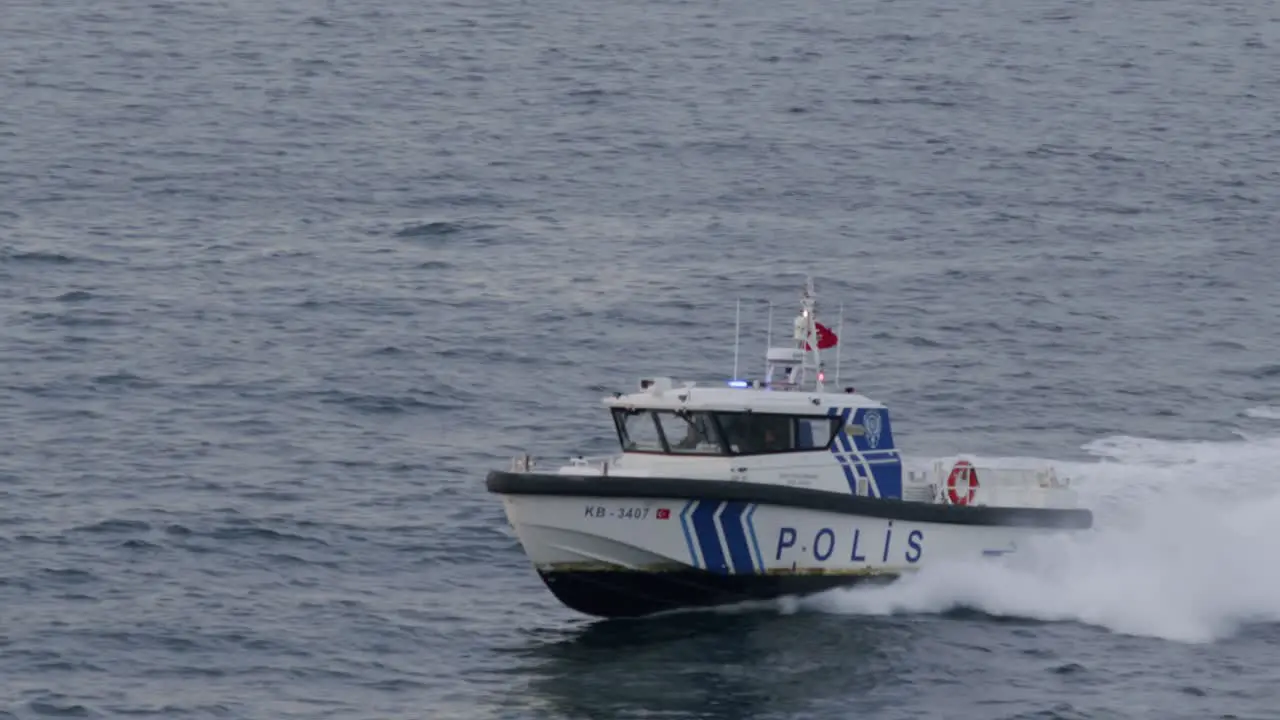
left=601, top=376, right=904, bottom=500
left=589, top=278, right=907, bottom=499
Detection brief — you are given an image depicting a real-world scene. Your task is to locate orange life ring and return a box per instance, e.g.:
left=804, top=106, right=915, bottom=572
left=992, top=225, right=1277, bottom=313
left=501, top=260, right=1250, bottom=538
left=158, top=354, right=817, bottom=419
left=947, top=460, right=979, bottom=505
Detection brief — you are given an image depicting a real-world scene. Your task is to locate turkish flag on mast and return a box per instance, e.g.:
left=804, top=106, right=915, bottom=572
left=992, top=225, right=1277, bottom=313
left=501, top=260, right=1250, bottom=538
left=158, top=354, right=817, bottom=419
left=806, top=322, right=838, bottom=351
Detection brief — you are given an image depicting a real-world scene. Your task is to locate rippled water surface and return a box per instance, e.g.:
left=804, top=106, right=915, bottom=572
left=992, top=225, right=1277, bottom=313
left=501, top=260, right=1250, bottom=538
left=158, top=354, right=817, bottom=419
left=4, top=0, right=1280, bottom=718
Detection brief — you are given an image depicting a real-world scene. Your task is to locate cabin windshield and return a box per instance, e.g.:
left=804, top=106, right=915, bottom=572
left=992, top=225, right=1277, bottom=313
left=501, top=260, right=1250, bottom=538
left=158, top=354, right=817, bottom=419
left=613, top=409, right=724, bottom=455
left=656, top=411, right=723, bottom=455
left=611, top=409, right=840, bottom=456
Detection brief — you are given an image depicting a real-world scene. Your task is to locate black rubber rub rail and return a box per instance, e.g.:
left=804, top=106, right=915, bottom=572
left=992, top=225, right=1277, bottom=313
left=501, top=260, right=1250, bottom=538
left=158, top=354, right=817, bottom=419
left=485, top=471, right=1093, bottom=530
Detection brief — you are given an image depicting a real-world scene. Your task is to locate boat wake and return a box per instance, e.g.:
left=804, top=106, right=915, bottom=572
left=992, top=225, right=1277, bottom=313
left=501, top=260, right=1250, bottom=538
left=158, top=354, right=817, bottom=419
left=792, top=428, right=1280, bottom=643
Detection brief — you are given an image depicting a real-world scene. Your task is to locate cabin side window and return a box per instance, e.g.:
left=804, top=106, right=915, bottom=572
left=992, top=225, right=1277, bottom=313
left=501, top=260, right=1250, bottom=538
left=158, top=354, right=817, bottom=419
left=612, top=409, right=728, bottom=455
left=795, top=417, right=838, bottom=450
left=654, top=411, right=724, bottom=455
left=613, top=409, right=665, bottom=453
left=714, top=413, right=839, bottom=455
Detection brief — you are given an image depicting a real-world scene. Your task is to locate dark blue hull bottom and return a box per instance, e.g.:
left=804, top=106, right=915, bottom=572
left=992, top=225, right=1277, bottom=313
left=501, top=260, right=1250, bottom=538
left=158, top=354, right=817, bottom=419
left=537, top=569, right=899, bottom=618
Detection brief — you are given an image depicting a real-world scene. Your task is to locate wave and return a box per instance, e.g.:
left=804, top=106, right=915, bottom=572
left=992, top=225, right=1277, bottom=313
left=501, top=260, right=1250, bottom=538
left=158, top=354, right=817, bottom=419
left=1245, top=406, right=1280, bottom=420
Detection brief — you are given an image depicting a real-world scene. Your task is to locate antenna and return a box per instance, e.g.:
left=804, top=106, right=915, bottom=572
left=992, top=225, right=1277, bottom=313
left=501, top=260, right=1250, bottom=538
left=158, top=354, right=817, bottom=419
left=765, top=300, right=773, bottom=348
left=732, top=297, right=741, bottom=380
left=834, top=301, right=845, bottom=389
left=797, top=275, right=820, bottom=391
left=764, top=300, right=773, bottom=377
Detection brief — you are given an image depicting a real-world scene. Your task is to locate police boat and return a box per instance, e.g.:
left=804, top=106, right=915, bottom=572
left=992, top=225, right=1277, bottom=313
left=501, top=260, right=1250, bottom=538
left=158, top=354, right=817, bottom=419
left=485, top=279, right=1093, bottom=619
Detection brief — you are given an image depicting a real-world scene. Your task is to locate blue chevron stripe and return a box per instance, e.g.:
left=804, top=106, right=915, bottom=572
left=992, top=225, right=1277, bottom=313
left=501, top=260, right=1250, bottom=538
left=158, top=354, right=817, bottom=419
left=692, top=501, right=728, bottom=574
left=834, top=453, right=858, bottom=495
left=854, top=458, right=880, bottom=497
left=679, top=499, right=700, bottom=569
left=719, top=501, right=753, bottom=574
left=837, top=407, right=855, bottom=452
left=745, top=503, right=765, bottom=572
left=828, top=407, right=859, bottom=495
left=866, top=458, right=902, bottom=499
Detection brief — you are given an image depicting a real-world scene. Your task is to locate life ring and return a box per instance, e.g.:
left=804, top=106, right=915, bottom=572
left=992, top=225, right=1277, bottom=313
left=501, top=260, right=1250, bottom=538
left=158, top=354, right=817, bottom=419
left=946, top=460, right=979, bottom=505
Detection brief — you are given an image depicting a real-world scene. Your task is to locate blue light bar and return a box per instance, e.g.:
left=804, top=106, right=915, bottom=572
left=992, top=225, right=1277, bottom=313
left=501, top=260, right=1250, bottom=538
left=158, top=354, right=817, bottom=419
left=727, top=380, right=749, bottom=388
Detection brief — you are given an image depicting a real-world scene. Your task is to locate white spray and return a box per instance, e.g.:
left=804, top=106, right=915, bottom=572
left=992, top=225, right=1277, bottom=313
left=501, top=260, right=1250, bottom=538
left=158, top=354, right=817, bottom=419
left=795, top=418, right=1280, bottom=644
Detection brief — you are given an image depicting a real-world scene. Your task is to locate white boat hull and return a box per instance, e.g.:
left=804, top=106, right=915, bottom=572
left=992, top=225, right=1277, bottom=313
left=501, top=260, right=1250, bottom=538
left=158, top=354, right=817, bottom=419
left=490, top=473, right=1091, bottom=618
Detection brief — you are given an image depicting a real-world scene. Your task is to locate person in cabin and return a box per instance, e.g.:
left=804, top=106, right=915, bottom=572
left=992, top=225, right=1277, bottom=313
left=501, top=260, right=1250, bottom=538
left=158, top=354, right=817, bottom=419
left=761, top=426, right=786, bottom=452
left=674, top=419, right=702, bottom=449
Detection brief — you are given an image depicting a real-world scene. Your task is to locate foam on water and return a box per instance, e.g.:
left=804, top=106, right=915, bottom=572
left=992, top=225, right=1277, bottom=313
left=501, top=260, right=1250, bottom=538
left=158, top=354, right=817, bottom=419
left=1245, top=406, right=1280, bottom=420
left=797, top=428, right=1280, bottom=644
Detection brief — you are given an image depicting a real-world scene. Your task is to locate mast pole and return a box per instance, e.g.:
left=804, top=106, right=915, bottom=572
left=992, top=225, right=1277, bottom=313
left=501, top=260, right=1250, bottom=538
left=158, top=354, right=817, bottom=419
left=803, top=276, right=819, bottom=391
left=834, top=301, right=844, bottom=390
left=766, top=300, right=773, bottom=348
left=765, top=299, right=773, bottom=377
left=732, top=297, right=741, bottom=380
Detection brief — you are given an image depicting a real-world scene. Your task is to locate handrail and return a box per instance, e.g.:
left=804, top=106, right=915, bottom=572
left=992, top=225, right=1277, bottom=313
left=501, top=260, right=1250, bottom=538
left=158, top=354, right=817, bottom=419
left=511, top=453, right=621, bottom=474
left=926, top=460, right=1069, bottom=488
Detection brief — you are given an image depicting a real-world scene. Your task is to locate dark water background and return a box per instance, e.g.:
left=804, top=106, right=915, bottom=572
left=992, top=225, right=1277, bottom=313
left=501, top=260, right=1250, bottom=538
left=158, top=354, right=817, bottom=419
left=4, top=0, right=1280, bottom=717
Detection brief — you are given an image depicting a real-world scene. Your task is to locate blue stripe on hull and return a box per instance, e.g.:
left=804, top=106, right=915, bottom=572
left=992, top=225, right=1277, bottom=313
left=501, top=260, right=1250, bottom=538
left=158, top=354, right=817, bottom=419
left=691, top=501, right=728, bottom=574
left=679, top=499, right=700, bottom=569
left=719, top=501, right=754, bottom=573
left=745, top=504, right=765, bottom=571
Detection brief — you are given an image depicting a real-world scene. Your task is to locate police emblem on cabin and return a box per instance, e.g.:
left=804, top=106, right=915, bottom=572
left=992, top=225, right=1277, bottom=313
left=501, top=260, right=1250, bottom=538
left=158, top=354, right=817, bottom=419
left=863, top=410, right=882, bottom=449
